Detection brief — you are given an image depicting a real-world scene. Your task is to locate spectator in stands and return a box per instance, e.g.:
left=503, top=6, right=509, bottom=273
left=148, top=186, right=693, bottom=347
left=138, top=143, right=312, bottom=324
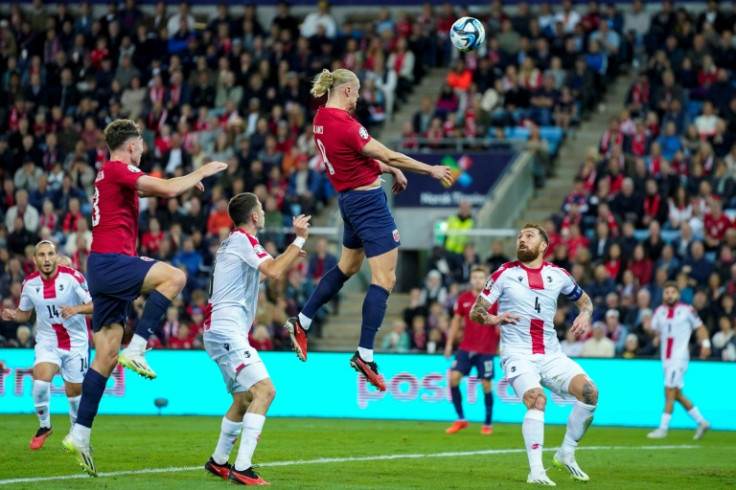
left=589, top=264, right=617, bottom=308
left=300, top=0, right=337, bottom=39
left=382, top=319, right=410, bottom=353
left=713, top=316, right=735, bottom=361
left=621, top=333, right=640, bottom=359
left=604, top=309, right=627, bottom=354
left=421, top=270, right=447, bottom=309
left=581, top=321, right=615, bottom=357
left=681, top=241, right=713, bottom=288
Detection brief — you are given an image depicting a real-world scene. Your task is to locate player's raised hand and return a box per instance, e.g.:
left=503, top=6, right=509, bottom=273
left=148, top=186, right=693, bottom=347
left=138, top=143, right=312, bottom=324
left=292, top=214, right=311, bottom=238
left=392, top=169, right=408, bottom=195
left=496, top=312, right=520, bottom=325
left=429, top=165, right=454, bottom=188
left=60, top=305, right=79, bottom=320
left=200, top=161, right=229, bottom=178
left=1, top=308, right=16, bottom=321
left=701, top=345, right=711, bottom=359
left=444, top=344, right=453, bottom=360
left=570, top=312, right=592, bottom=336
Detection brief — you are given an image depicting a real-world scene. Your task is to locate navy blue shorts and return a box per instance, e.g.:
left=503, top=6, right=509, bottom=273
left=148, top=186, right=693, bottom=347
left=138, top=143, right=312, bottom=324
left=452, top=350, right=495, bottom=379
left=87, top=252, right=157, bottom=332
left=338, top=186, right=400, bottom=258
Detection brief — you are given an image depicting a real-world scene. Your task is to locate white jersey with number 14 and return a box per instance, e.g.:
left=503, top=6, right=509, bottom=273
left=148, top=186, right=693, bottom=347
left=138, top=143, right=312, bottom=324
left=479, top=261, right=583, bottom=357
left=651, top=302, right=702, bottom=365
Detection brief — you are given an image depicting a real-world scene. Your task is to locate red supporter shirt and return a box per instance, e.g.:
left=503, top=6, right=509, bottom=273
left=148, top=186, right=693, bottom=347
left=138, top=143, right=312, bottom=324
left=312, top=107, right=381, bottom=192
left=704, top=213, right=731, bottom=240
left=90, top=161, right=146, bottom=256
left=454, top=290, right=499, bottom=354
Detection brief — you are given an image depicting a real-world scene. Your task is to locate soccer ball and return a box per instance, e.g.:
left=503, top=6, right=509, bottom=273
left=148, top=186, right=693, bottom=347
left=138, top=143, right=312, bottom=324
left=450, top=17, right=486, bottom=52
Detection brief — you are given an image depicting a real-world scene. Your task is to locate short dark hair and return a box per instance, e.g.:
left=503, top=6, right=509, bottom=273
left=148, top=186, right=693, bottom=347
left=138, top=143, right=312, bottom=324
left=522, top=223, right=549, bottom=245
left=471, top=265, right=488, bottom=275
left=663, top=280, right=679, bottom=291
left=228, top=192, right=260, bottom=226
left=103, top=119, right=141, bottom=152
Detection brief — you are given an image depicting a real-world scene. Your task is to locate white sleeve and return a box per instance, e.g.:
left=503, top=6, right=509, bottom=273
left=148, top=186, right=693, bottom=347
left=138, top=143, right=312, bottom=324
left=72, top=274, right=93, bottom=304
left=688, top=306, right=703, bottom=330
left=235, top=234, right=272, bottom=270
left=559, top=270, right=583, bottom=301
left=479, top=272, right=504, bottom=305
left=18, top=285, right=34, bottom=312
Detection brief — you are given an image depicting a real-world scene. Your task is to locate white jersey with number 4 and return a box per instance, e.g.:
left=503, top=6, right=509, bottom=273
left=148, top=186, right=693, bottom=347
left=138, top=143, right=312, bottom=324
left=204, top=230, right=272, bottom=344
left=19, top=266, right=91, bottom=351
left=651, top=302, right=702, bottom=365
left=479, top=261, right=584, bottom=357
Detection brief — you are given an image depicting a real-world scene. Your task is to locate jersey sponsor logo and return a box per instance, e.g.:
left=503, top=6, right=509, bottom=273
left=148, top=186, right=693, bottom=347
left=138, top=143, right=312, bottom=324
left=392, top=229, right=400, bottom=242
left=95, top=170, right=105, bottom=182
left=546, top=276, right=553, bottom=283
left=35, top=287, right=40, bottom=293
left=127, top=165, right=142, bottom=173
left=313, top=125, right=324, bottom=134
left=58, top=284, right=64, bottom=291
left=359, top=126, right=369, bottom=140
left=517, top=276, right=523, bottom=282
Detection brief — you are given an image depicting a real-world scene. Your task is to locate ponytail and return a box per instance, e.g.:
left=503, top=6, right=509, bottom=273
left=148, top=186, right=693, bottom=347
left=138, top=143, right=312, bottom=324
left=310, top=68, right=358, bottom=98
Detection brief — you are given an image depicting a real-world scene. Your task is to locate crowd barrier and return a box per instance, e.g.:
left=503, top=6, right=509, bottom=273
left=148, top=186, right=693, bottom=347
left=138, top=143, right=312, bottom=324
left=0, top=349, right=731, bottom=430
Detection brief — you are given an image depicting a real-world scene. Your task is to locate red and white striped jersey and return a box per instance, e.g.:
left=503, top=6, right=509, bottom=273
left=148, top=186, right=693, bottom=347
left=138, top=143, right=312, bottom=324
left=479, top=261, right=583, bottom=357
left=204, top=229, right=272, bottom=335
left=19, top=266, right=92, bottom=351
left=651, top=302, right=702, bottom=364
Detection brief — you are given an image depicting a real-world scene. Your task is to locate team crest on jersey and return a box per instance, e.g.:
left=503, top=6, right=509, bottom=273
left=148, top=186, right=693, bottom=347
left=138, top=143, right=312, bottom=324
left=127, top=165, right=142, bottom=173
left=254, top=244, right=266, bottom=255
left=359, top=126, right=369, bottom=140
left=547, top=276, right=553, bottom=283
left=35, top=287, right=40, bottom=293
left=484, top=278, right=493, bottom=291
left=392, top=229, right=400, bottom=242
left=59, top=284, right=64, bottom=291
left=517, top=276, right=523, bottom=282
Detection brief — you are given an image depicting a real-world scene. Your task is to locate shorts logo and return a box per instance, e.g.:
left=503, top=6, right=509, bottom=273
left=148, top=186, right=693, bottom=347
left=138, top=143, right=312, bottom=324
left=511, top=366, right=516, bottom=373
left=392, top=229, right=400, bottom=242
left=140, top=256, right=154, bottom=262
left=359, top=126, right=369, bottom=140
left=58, top=284, right=64, bottom=291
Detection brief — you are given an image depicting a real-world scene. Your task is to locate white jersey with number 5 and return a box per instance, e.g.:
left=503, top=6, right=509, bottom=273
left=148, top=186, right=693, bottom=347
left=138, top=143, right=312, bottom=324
left=19, top=266, right=92, bottom=351
left=651, top=302, right=702, bottom=365
left=479, top=261, right=584, bottom=357
left=204, top=230, right=272, bottom=343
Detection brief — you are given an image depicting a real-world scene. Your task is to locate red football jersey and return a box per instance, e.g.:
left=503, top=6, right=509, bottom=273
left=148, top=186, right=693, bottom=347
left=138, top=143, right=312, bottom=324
left=90, top=161, right=146, bottom=256
left=454, top=290, right=499, bottom=354
left=312, top=107, right=382, bottom=192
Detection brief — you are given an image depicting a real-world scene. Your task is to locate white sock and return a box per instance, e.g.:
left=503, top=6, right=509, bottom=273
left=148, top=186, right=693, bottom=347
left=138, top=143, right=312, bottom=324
left=562, top=401, right=596, bottom=454
left=234, top=413, right=266, bottom=471
left=32, top=380, right=51, bottom=428
left=298, top=312, right=313, bottom=331
left=357, top=347, right=374, bottom=362
left=213, top=416, right=244, bottom=465
left=658, top=412, right=672, bottom=431
left=522, top=409, right=545, bottom=475
left=71, top=423, right=92, bottom=444
left=126, top=334, right=147, bottom=353
left=687, top=407, right=705, bottom=424
left=68, top=395, right=81, bottom=425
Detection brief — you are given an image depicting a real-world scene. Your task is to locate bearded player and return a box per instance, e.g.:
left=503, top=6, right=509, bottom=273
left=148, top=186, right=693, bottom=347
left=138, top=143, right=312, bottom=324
left=444, top=265, right=499, bottom=435
left=2, top=240, right=93, bottom=450
left=470, top=224, right=598, bottom=486
left=646, top=281, right=711, bottom=440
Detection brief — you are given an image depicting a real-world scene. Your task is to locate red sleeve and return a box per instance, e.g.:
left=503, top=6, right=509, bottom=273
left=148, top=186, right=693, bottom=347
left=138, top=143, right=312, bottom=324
left=343, top=120, right=372, bottom=154
left=112, top=162, right=146, bottom=189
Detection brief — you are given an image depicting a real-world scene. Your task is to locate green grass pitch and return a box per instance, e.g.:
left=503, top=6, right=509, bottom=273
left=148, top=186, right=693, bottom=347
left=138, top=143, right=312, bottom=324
left=1, top=415, right=734, bottom=488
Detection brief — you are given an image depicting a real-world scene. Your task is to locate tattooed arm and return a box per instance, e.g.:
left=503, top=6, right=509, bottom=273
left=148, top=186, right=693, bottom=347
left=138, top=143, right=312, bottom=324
left=470, top=295, right=519, bottom=326
left=570, top=292, right=593, bottom=336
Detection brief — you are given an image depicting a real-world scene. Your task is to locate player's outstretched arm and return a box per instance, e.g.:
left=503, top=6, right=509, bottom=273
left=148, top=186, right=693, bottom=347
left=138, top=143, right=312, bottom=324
left=696, top=325, right=712, bottom=359
left=444, top=314, right=463, bottom=359
left=570, top=292, right=594, bottom=336
left=361, top=139, right=454, bottom=187
left=136, top=161, right=228, bottom=198
left=1, top=308, right=32, bottom=323
left=60, top=301, right=93, bottom=320
left=258, top=215, right=311, bottom=280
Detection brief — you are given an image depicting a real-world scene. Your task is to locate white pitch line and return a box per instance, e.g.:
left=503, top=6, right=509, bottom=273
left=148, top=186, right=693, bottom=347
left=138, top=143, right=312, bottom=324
left=0, top=444, right=698, bottom=486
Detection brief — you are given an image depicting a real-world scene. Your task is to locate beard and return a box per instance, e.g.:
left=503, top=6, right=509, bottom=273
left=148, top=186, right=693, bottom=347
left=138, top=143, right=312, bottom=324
left=664, top=297, right=678, bottom=307
left=516, top=244, right=541, bottom=262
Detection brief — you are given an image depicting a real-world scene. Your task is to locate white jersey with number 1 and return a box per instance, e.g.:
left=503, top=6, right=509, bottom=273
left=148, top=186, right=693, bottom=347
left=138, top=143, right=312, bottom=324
left=651, top=302, right=702, bottom=366
left=479, top=261, right=584, bottom=357
left=19, top=266, right=91, bottom=351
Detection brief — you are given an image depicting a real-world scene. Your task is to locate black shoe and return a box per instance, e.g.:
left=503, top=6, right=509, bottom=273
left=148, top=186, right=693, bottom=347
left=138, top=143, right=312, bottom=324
left=349, top=351, right=386, bottom=391
left=204, top=457, right=231, bottom=480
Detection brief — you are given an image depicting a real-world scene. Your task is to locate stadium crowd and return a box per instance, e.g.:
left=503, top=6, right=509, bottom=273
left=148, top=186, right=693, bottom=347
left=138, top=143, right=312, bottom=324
left=399, top=0, right=736, bottom=362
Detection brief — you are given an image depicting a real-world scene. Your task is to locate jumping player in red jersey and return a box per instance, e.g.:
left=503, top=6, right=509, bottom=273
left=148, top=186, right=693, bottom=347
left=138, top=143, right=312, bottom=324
left=444, top=265, right=499, bottom=435
left=62, top=120, right=227, bottom=476
left=284, top=68, right=454, bottom=390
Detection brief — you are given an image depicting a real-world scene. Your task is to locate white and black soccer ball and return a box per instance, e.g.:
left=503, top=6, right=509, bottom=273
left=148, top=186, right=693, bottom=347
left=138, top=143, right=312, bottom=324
left=450, top=17, right=486, bottom=52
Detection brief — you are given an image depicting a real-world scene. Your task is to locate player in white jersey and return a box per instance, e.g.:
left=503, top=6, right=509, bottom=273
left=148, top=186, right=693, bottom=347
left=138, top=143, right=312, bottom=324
left=202, top=192, right=311, bottom=485
left=646, top=281, right=711, bottom=440
left=1, top=240, right=92, bottom=450
left=470, top=224, right=597, bottom=486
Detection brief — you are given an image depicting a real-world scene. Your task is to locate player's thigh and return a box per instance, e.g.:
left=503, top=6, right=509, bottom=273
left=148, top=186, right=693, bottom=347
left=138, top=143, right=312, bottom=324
left=452, top=350, right=473, bottom=378
left=338, top=245, right=365, bottom=277
left=141, top=260, right=182, bottom=294
left=663, top=363, right=687, bottom=389
left=33, top=346, right=61, bottom=382
left=472, top=354, right=495, bottom=380
left=90, top=293, right=129, bottom=333
left=87, top=253, right=155, bottom=298
left=206, top=338, right=268, bottom=394
left=540, top=354, right=587, bottom=398
left=58, top=348, right=89, bottom=385
left=501, top=356, right=542, bottom=399
left=339, top=187, right=400, bottom=259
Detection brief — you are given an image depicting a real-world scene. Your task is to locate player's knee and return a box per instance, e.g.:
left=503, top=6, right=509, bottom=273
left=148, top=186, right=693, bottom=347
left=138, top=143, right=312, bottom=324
left=340, top=260, right=361, bottom=277
left=170, top=268, right=187, bottom=291
left=372, top=271, right=396, bottom=291
left=523, top=388, right=547, bottom=411
left=582, top=381, right=598, bottom=405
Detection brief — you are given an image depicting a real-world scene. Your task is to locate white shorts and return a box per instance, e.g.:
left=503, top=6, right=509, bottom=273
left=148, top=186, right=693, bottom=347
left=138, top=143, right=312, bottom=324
left=204, top=318, right=269, bottom=394
left=663, top=362, right=688, bottom=389
left=501, top=353, right=586, bottom=399
left=34, top=342, right=88, bottom=384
